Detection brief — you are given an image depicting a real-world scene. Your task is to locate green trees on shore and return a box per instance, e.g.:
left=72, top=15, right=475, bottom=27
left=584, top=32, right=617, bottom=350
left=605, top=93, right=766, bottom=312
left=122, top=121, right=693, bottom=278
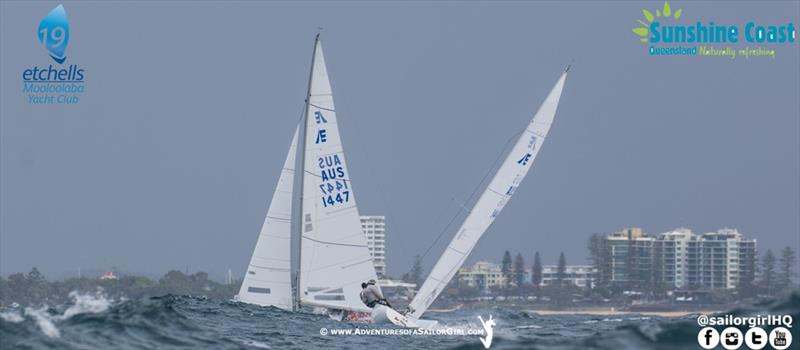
left=760, top=247, right=798, bottom=296
left=0, top=268, right=240, bottom=306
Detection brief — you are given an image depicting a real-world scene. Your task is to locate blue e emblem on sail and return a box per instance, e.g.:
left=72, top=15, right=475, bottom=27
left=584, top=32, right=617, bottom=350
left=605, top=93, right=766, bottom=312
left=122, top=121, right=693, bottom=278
left=38, top=4, right=70, bottom=64
left=315, top=129, right=327, bottom=144
left=517, top=153, right=532, bottom=165
left=314, top=111, right=328, bottom=124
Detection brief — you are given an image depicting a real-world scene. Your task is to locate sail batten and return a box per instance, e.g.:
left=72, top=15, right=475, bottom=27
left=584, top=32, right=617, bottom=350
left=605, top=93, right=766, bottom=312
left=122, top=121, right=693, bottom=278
left=408, top=71, right=569, bottom=319
left=237, top=126, right=300, bottom=311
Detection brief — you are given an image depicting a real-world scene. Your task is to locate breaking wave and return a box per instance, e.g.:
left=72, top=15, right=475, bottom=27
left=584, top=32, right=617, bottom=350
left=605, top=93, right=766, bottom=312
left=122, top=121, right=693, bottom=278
left=1, top=292, right=797, bottom=349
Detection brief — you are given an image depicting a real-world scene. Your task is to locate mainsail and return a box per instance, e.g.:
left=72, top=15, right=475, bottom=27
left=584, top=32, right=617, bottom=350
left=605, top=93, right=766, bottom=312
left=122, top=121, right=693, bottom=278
left=237, top=126, right=299, bottom=311
left=298, top=36, right=378, bottom=313
left=408, top=70, right=569, bottom=319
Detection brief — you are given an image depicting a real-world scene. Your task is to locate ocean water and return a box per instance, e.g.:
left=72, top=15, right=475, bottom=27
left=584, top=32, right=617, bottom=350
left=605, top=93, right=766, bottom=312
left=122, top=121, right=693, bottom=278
left=1, top=292, right=798, bottom=350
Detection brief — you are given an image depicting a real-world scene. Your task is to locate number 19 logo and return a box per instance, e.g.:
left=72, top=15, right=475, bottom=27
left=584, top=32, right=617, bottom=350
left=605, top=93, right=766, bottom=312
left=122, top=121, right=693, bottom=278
left=38, top=4, right=70, bottom=64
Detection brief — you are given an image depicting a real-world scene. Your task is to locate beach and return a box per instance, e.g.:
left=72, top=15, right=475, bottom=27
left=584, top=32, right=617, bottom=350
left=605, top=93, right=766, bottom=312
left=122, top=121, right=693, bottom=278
left=526, top=308, right=722, bottom=318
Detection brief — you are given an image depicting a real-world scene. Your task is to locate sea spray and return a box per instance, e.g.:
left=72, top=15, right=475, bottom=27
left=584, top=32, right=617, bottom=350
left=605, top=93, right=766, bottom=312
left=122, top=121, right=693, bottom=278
left=23, top=306, right=61, bottom=338
left=0, top=293, right=797, bottom=350
left=0, top=309, right=24, bottom=323
left=12, top=290, right=114, bottom=338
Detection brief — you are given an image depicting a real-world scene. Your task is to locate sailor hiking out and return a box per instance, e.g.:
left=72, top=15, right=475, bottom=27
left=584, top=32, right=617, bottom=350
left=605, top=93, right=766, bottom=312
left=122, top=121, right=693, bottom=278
left=359, top=279, right=391, bottom=308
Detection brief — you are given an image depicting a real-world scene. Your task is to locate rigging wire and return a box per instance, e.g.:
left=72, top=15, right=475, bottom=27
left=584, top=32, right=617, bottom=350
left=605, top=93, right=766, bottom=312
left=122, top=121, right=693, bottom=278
left=418, top=129, right=524, bottom=263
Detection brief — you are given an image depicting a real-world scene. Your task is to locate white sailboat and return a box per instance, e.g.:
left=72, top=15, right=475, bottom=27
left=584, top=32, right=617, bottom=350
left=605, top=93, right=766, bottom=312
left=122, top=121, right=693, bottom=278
left=403, top=68, right=570, bottom=322
left=237, top=34, right=570, bottom=328
left=237, top=34, right=379, bottom=320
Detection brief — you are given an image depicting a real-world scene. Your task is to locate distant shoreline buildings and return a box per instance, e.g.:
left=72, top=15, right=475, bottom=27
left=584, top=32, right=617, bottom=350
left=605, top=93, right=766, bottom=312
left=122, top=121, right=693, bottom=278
left=601, top=227, right=756, bottom=290
left=360, top=216, right=387, bottom=278
left=457, top=261, right=511, bottom=290
left=541, top=265, right=595, bottom=288
left=456, top=261, right=597, bottom=290
left=355, top=217, right=761, bottom=293
left=454, top=227, right=758, bottom=293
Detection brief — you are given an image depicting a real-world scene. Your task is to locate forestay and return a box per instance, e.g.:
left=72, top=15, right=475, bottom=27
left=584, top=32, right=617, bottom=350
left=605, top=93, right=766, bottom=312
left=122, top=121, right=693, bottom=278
left=408, top=71, right=569, bottom=319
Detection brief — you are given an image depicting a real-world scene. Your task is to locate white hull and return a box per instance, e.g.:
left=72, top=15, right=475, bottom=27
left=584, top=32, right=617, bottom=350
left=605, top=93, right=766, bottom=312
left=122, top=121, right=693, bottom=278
left=371, top=305, right=438, bottom=328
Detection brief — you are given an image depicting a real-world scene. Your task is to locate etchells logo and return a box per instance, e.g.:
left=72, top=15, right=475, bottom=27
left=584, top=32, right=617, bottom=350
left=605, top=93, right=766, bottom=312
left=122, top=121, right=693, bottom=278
left=22, top=4, right=86, bottom=105
left=39, top=4, right=70, bottom=63
left=631, top=1, right=796, bottom=59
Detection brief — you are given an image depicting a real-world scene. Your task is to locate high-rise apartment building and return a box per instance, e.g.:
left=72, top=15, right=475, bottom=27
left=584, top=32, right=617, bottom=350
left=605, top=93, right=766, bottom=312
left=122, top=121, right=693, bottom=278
left=601, top=227, right=756, bottom=290
left=360, top=216, right=387, bottom=277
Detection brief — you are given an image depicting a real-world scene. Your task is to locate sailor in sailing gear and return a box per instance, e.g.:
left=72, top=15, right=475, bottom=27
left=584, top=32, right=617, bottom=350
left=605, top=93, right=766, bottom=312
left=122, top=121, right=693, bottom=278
left=361, top=279, right=391, bottom=308
left=359, top=283, right=369, bottom=306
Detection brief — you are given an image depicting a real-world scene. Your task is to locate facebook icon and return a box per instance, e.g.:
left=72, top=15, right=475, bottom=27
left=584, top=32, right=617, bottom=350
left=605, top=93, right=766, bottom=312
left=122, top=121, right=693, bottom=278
left=698, top=327, right=719, bottom=349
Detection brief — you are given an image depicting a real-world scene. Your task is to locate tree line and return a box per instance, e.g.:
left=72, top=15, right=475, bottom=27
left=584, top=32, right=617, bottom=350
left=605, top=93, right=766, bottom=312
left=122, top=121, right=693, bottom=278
left=425, top=242, right=798, bottom=305
left=0, top=268, right=241, bottom=306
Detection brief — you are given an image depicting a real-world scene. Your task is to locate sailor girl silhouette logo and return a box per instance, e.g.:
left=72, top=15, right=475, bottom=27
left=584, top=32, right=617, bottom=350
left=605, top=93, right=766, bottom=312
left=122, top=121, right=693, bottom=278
left=38, top=4, right=70, bottom=64
left=478, top=315, right=496, bottom=349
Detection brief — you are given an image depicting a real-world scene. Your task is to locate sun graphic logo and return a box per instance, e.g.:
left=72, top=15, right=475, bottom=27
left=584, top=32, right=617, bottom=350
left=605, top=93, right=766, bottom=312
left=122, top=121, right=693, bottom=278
left=632, top=1, right=683, bottom=42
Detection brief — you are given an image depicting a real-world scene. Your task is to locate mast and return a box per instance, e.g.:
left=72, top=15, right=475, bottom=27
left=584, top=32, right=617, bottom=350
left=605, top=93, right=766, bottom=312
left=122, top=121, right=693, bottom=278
left=295, top=33, right=321, bottom=311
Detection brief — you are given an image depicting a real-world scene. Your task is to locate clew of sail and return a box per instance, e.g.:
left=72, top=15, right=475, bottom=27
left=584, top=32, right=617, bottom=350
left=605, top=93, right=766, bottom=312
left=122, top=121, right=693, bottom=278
left=407, top=70, right=569, bottom=319
left=237, top=126, right=300, bottom=311
left=298, top=36, right=378, bottom=313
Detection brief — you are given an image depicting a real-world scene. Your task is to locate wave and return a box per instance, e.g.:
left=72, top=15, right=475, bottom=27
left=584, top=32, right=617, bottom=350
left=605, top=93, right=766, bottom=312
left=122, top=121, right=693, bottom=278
left=1, top=291, right=797, bottom=350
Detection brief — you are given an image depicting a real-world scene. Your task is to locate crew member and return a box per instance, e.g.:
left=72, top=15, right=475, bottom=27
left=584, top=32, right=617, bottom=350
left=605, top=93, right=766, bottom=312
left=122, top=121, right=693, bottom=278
left=360, top=279, right=391, bottom=308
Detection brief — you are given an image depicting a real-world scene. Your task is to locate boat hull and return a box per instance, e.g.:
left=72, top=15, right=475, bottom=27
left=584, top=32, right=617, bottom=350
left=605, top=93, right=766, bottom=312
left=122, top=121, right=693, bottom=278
left=371, top=305, right=437, bottom=328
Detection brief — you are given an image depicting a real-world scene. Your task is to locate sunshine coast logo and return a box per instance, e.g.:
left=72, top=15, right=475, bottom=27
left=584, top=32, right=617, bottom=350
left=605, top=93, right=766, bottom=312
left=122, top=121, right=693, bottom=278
left=22, top=4, right=86, bottom=105
left=631, top=1, right=796, bottom=59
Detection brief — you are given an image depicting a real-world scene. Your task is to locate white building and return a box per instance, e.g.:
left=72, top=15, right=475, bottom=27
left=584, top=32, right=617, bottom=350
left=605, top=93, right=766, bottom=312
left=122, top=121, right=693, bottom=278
left=457, top=261, right=507, bottom=290
left=541, top=265, right=596, bottom=288
left=360, top=216, right=386, bottom=277
left=658, top=228, right=696, bottom=289
left=697, top=228, right=756, bottom=290
left=605, top=227, right=757, bottom=290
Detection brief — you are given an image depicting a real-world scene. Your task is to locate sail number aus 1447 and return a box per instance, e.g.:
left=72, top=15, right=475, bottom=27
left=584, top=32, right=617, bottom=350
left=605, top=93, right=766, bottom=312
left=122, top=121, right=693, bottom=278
left=317, top=154, right=351, bottom=207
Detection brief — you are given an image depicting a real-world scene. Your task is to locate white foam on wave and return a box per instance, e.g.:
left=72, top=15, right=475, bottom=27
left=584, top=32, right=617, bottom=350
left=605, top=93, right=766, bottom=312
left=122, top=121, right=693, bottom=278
left=241, top=340, right=272, bottom=349
left=60, top=290, right=112, bottom=319
left=0, top=310, right=24, bottom=323
left=24, top=306, right=61, bottom=338
left=511, top=324, right=542, bottom=329
left=17, top=290, right=114, bottom=338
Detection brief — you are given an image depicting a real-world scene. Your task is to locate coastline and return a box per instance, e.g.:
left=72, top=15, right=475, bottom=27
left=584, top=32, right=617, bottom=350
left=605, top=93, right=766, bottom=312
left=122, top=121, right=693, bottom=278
left=526, top=307, right=721, bottom=318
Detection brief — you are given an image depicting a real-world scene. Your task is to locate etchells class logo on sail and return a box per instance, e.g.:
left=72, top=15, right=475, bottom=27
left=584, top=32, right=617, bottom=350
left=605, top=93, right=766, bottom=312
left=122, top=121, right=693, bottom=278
left=631, top=1, right=796, bottom=59
left=22, top=4, right=86, bottom=105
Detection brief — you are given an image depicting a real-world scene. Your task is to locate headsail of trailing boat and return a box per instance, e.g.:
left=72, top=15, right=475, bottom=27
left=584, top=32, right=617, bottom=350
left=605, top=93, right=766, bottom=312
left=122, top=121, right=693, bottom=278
left=407, top=69, right=569, bottom=319
left=237, top=126, right=299, bottom=311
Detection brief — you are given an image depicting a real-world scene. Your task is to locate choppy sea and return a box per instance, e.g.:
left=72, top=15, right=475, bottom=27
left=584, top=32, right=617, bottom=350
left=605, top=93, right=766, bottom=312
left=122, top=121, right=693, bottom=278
left=1, top=292, right=798, bottom=349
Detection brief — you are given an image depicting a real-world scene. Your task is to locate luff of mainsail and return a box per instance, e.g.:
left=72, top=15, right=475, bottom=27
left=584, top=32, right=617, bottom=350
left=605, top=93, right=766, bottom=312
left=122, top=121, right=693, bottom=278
left=237, top=126, right=300, bottom=311
left=298, top=36, right=378, bottom=313
left=407, top=70, right=569, bottom=319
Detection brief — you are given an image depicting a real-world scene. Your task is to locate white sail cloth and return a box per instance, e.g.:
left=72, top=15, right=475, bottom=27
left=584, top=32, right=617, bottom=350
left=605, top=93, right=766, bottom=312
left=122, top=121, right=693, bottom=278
left=237, top=126, right=299, bottom=310
left=408, top=71, right=569, bottom=319
left=298, top=37, right=379, bottom=313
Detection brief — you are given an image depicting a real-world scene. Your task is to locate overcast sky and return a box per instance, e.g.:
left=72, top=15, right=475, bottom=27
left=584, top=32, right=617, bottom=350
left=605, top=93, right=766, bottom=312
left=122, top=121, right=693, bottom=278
left=1, top=1, right=798, bottom=281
